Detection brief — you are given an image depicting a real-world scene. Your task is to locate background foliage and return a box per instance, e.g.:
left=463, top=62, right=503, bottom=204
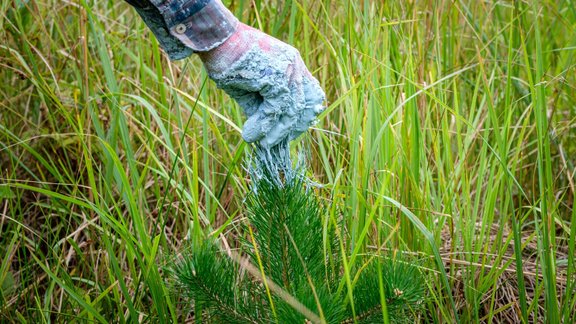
left=1, top=0, right=575, bottom=322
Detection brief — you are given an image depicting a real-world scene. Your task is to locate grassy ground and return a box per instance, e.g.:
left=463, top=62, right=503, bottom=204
left=1, top=0, right=575, bottom=322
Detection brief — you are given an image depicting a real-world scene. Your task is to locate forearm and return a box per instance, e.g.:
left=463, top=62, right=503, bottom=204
left=125, top=0, right=238, bottom=60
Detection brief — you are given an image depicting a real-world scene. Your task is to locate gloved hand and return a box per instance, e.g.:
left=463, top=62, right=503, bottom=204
left=198, top=23, right=325, bottom=148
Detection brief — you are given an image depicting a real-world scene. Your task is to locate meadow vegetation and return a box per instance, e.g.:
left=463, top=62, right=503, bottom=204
left=1, top=0, right=575, bottom=322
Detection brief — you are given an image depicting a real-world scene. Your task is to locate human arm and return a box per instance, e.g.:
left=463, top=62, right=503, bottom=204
left=125, top=0, right=325, bottom=147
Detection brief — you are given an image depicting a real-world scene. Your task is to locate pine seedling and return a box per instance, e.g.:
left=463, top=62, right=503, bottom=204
left=169, top=240, right=271, bottom=323
left=169, top=163, right=426, bottom=323
left=243, top=165, right=346, bottom=323
left=350, top=258, right=427, bottom=323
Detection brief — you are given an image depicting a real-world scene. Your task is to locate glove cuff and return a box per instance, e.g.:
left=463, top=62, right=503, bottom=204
left=198, top=24, right=264, bottom=76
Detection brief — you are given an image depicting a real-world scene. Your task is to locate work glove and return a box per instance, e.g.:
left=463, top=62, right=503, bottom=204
left=198, top=23, right=326, bottom=148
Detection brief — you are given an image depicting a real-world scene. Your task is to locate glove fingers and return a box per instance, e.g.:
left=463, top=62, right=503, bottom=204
left=256, top=70, right=305, bottom=147
left=305, top=77, right=325, bottom=110
left=244, top=91, right=294, bottom=146
left=228, top=90, right=263, bottom=117
left=257, top=114, right=298, bottom=148
left=241, top=81, right=293, bottom=144
left=242, top=103, right=278, bottom=143
left=287, top=77, right=325, bottom=141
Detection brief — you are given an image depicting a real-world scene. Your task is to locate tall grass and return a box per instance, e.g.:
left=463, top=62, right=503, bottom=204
left=1, top=0, right=575, bottom=322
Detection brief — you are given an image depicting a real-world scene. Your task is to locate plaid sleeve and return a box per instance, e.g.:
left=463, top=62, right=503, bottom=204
left=127, top=0, right=238, bottom=60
